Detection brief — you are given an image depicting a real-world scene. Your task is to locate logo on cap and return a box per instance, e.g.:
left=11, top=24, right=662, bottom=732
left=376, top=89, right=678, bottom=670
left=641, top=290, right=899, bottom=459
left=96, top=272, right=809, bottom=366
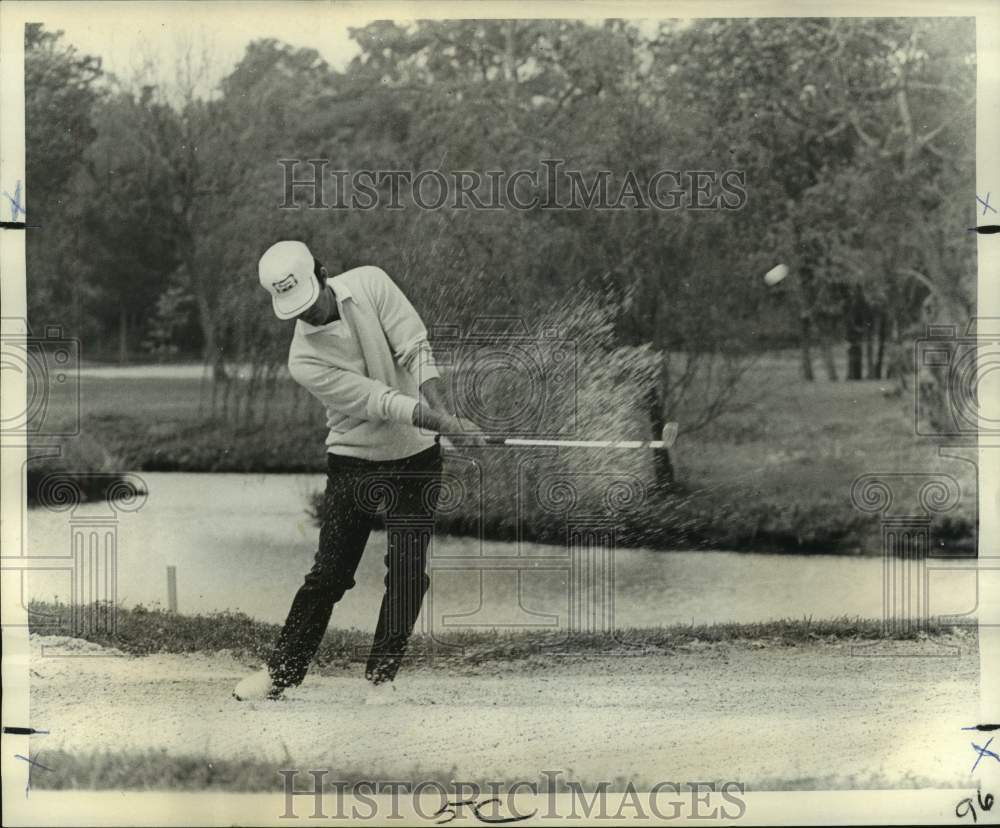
left=274, top=274, right=298, bottom=294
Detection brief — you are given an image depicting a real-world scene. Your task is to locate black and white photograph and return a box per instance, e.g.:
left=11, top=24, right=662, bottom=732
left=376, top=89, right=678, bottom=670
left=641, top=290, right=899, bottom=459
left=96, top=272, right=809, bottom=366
left=1, top=1, right=998, bottom=825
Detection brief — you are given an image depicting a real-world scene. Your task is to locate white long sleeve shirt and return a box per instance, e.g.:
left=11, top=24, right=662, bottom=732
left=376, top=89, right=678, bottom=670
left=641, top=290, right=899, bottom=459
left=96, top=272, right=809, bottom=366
left=288, top=266, right=439, bottom=461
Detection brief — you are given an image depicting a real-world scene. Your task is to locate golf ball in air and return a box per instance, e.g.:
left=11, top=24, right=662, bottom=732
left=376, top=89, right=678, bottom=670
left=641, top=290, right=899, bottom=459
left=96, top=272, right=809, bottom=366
left=764, top=264, right=789, bottom=285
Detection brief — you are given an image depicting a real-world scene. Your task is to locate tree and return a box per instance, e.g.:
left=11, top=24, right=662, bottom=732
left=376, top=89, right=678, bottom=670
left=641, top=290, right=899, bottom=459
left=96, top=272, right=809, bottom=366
left=24, top=24, right=104, bottom=338
left=336, top=20, right=760, bottom=480
left=652, top=17, right=974, bottom=381
left=83, top=88, right=182, bottom=363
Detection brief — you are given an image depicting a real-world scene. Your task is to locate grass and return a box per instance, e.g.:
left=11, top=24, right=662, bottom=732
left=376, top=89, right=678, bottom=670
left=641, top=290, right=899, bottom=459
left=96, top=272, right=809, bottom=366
left=27, top=351, right=979, bottom=554
left=28, top=601, right=977, bottom=670
left=42, top=374, right=211, bottom=428
left=29, top=750, right=298, bottom=792
left=31, top=748, right=966, bottom=791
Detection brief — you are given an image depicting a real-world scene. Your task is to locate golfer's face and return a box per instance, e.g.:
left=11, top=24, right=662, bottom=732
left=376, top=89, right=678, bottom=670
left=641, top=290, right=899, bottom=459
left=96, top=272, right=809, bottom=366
left=298, top=284, right=335, bottom=326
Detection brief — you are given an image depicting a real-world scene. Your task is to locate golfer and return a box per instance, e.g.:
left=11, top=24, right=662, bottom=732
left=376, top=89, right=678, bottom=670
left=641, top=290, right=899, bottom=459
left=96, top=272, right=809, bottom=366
left=235, top=240, right=480, bottom=702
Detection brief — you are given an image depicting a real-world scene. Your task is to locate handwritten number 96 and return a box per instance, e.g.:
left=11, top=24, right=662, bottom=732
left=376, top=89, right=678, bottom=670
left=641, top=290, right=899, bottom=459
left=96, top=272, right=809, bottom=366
left=956, top=789, right=994, bottom=823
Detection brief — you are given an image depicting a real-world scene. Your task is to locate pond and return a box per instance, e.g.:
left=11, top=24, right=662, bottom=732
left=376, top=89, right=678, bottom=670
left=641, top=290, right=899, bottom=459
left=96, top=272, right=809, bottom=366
left=25, top=473, right=977, bottom=632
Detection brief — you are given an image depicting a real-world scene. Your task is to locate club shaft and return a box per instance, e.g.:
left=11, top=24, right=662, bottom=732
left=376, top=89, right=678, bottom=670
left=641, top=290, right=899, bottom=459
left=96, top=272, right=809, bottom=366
left=486, top=425, right=676, bottom=449
left=499, top=438, right=668, bottom=449
left=471, top=423, right=678, bottom=450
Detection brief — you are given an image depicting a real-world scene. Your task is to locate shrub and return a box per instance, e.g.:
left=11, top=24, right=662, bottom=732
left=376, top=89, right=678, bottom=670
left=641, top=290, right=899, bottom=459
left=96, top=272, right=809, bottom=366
left=26, top=433, right=140, bottom=507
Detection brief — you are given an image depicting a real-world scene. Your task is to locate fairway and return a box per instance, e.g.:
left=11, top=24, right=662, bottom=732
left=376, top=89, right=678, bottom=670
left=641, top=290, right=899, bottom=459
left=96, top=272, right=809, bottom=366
left=45, top=369, right=304, bottom=424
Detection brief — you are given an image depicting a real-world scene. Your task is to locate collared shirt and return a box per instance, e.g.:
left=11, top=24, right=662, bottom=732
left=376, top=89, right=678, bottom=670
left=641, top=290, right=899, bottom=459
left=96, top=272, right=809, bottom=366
left=288, top=266, right=439, bottom=461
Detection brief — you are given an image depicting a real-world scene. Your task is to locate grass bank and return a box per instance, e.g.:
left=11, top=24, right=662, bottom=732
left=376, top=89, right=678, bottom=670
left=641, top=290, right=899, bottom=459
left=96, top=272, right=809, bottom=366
left=28, top=353, right=978, bottom=554
left=29, top=748, right=953, bottom=792
left=25, top=433, right=145, bottom=506
left=27, top=601, right=975, bottom=669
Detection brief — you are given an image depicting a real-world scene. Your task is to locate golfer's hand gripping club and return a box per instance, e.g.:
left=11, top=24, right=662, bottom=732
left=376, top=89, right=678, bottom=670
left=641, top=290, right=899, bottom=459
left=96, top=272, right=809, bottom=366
left=412, top=402, right=487, bottom=446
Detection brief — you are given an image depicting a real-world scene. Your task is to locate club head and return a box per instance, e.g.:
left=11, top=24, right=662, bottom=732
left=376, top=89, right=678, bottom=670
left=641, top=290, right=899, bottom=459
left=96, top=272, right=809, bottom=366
left=661, top=422, right=679, bottom=448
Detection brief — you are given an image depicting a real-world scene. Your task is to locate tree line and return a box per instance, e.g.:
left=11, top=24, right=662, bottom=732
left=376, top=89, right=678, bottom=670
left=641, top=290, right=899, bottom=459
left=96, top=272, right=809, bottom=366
left=25, top=17, right=975, bottom=396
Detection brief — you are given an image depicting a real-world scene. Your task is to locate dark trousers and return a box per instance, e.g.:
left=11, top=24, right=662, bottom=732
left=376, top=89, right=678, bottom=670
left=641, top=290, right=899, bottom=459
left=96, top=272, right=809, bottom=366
left=268, top=443, right=442, bottom=687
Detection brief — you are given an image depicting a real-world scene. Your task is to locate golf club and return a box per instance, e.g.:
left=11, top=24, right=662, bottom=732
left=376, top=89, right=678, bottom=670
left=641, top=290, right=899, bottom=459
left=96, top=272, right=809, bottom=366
left=481, top=422, right=678, bottom=450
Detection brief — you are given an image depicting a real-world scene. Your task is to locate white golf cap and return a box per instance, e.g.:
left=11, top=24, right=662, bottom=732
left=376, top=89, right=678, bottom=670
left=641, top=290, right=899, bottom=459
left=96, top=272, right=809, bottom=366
left=258, top=240, right=321, bottom=320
